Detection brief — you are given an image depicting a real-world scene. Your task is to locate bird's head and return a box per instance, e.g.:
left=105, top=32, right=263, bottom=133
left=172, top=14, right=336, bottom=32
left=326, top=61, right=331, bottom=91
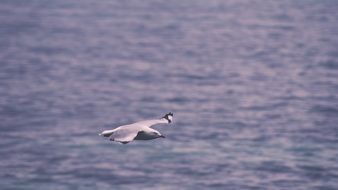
left=153, top=131, right=165, bottom=138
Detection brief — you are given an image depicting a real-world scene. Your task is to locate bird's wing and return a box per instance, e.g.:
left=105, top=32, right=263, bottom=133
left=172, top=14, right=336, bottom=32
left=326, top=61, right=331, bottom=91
left=134, top=118, right=168, bottom=128
left=110, top=127, right=139, bottom=143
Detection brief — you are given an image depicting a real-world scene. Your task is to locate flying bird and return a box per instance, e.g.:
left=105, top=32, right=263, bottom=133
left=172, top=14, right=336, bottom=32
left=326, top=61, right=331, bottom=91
left=99, top=112, right=173, bottom=144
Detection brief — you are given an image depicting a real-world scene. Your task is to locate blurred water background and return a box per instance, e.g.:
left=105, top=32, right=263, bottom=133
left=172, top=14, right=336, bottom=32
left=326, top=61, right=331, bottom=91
left=1, top=0, right=338, bottom=189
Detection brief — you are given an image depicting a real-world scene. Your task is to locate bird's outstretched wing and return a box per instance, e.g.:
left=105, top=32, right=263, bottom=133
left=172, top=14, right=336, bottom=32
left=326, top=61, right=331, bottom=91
left=133, top=119, right=168, bottom=128
left=109, top=127, right=139, bottom=144
left=134, top=112, right=173, bottom=128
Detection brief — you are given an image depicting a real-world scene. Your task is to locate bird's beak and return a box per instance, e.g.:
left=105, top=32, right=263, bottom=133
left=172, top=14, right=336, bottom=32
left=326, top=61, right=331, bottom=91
left=160, top=135, right=166, bottom=138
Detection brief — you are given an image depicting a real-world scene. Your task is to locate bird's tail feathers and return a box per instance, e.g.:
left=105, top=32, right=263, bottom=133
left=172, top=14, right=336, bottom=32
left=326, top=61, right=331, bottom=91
left=99, top=129, right=115, bottom=137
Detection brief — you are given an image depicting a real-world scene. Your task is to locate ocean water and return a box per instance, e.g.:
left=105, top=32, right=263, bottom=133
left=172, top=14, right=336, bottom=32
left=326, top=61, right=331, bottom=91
left=1, top=0, right=338, bottom=189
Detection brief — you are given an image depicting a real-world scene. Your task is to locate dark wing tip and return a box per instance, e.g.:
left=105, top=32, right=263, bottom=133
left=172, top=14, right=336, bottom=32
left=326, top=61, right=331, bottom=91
left=163, top=112, right=173, bottom=118
left=162, top=112, right=173, bottom=123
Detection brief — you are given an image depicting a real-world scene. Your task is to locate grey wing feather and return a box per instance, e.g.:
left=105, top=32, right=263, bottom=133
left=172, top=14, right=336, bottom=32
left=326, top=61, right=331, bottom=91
left=110, top=127, right=139, bottom=143
left=133, top=119, right=168, bottom=128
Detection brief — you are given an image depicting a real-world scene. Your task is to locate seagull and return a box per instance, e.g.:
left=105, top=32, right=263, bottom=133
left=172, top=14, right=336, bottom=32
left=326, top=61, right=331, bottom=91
left=99, top=112, right=173, bottom=144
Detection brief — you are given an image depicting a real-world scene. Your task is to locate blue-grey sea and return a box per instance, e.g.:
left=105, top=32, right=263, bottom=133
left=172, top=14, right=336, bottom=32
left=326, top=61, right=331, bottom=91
left=1, top=1, right=338, bottom=190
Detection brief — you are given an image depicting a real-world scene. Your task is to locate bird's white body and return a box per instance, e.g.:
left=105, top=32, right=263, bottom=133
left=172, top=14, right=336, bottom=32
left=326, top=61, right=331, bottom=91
left=99, top=113, right=173, bottom=144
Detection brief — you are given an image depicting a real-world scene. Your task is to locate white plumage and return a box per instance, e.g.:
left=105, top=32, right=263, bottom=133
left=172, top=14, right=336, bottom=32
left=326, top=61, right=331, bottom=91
left=99, top=113, right=173, bottom=144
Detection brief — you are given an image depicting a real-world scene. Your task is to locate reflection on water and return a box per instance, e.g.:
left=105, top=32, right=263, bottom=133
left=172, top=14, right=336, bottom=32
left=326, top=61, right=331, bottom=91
left=1, top=0, right=338, bottom=189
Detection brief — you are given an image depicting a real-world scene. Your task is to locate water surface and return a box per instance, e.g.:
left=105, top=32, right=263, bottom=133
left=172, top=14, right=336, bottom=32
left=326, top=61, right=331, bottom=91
left=1, top=1, right=338, bottom=189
